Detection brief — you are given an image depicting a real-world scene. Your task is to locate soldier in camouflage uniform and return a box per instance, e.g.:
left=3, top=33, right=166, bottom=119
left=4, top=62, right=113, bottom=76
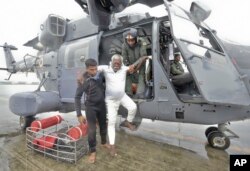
left=122, top=28, right=148, bottom=98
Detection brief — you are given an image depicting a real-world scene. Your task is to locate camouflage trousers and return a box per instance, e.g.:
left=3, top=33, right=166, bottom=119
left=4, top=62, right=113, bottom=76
left=125, top=72, right=145, bottom=96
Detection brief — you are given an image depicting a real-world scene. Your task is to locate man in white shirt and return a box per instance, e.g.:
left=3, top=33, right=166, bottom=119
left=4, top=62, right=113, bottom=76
left=98, top=54, right=137, bottom=156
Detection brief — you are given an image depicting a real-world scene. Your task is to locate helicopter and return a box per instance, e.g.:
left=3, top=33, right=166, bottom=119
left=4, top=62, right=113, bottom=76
left=1, top=0, right=250, bottom=150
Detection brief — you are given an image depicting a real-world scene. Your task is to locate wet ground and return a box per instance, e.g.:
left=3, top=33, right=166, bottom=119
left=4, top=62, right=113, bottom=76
left=0, top=84, right=250, bottom=171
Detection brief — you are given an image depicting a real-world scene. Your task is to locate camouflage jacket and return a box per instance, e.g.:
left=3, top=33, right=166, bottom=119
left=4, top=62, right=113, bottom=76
left=170, top=61, right=184, bottom=76
left=121, top=38, right=147, bottom=66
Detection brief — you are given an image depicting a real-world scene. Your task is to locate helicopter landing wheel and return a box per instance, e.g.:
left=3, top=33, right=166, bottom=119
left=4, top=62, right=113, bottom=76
left=20, top=116, right=35, bottom=131
left=207, top=131, right=230, bottom=150
left=205, top=126, right=218, bottom=137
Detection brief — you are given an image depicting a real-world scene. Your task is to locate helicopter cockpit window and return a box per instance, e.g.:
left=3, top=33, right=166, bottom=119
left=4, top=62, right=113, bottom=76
left=170, top=8, right=223, bottom=55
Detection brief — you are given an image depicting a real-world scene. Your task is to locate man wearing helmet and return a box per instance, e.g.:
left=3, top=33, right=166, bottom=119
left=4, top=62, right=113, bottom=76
left=122, top=28, right=148, bottom=98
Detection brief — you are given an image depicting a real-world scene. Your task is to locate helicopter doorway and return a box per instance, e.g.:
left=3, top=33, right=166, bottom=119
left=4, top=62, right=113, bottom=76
left=99, top=21, right=154, bottom=100
left=158, top=19, right=200, bottom=102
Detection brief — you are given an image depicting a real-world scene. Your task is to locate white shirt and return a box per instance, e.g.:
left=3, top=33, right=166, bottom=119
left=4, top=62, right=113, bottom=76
left=98, top=65, right=128, bottom=100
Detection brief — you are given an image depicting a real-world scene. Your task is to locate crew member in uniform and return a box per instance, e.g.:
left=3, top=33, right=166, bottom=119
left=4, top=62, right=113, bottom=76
left=122, top=28, right=148, bottom=98
left=170, top=53, right=195, bottom=94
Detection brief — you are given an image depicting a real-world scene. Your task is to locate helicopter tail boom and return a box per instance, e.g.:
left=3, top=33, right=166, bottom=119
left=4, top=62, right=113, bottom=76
left=0, top=43, right=17, bottom=73
left=1, top=43, right=38, bottom=75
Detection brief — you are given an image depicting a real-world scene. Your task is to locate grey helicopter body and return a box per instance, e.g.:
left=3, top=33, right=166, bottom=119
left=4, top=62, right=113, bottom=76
left=1, top=0, right=250, bottom=150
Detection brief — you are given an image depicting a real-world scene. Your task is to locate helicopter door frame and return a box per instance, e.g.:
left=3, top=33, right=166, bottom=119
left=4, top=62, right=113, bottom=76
left=138, top=19, right=183, bottom=121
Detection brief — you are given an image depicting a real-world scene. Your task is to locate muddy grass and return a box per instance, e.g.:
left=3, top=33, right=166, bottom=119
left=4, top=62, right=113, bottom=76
left=0, top=130, right=229, bottom=171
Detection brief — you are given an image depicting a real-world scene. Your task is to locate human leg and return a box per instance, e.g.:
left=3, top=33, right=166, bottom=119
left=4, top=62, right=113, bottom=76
left=136, top=73, right=145, bottom=95
left=105, top=99, right=120, bottom=145
left=96, top=102, right=107, bottom=145
left=85, top=106, right=98, bottom=163
left=136, top=65, right=146, bottom=95
left=106, top=99, right=120, bottom=156
left=85, top=106, right=97, bottom=153
left=120, top=94, right=137, bottom=122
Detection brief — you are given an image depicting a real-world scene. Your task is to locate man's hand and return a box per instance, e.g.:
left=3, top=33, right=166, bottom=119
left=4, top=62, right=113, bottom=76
left=77, top=115, right=86, bottom=124
left=128, top=65, right=135, bottom=74
left=77, top=71, right=86, bottom=85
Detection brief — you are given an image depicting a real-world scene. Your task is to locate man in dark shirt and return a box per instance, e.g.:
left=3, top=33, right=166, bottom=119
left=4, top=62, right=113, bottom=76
left=75, top=58, right=109, bottom=164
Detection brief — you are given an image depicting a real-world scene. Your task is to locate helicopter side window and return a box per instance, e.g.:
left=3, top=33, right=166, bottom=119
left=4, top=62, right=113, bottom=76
left=65, top=45, right=89, bottom=69
left=49, top=16, right=66, bottom=36
left=98, top=35, right=123, bottom=65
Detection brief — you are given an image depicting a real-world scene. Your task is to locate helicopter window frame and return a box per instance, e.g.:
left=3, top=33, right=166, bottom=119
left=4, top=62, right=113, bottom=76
left=169, top=6, right=224, bottom=55
left=48, top=15, right=66, bottom=36
left=64, top=44, right=89, bottom=69
left=63, top=35, right=98, bottom=69
left=157, top=19, right=202, bottom=101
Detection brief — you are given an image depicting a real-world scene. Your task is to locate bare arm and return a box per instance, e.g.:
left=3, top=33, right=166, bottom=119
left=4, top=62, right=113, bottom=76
left=98, top=65, right=109, bottom=72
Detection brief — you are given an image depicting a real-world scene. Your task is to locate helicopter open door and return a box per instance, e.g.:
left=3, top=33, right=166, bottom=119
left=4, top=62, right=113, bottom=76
left=165, top=1, right=250, bottom=106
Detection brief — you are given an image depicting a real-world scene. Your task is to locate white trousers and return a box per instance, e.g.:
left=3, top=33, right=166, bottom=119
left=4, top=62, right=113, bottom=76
left=106, top=94, right=137, bottom=145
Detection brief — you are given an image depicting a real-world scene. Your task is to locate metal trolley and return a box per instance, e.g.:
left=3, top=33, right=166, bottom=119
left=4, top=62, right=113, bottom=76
left=26, top=120, right=88, bottom=164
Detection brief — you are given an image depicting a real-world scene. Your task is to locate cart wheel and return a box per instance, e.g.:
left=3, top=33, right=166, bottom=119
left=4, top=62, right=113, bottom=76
left=205, top=126, right=218, bottom=137
left=20, top=116, right=35, bottom=131
left=207, top=131, right=230, bottom=150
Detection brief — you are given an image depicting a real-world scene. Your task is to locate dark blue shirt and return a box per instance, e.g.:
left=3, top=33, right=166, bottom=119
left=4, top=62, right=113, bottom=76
left=75, top=71, right=105, bottom=116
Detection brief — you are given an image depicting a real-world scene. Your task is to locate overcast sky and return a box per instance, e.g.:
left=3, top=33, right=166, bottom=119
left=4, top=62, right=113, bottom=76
left=0, top=0, right=250, bottom=80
